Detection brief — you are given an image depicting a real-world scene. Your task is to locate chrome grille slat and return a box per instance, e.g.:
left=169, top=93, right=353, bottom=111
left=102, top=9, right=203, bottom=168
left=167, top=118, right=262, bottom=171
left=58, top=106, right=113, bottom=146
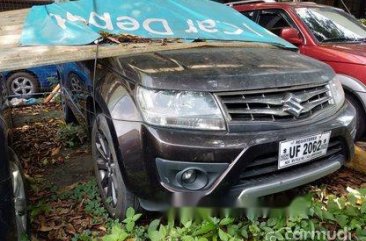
left=301, top=96, right=331, bottom=113
left=226, top=96, right=331, bottom=116
left=221, top=88, right=329, bottom=106
left=228, top=107, right=291, bottom=116
left=217, top=83, right=333, bottom=122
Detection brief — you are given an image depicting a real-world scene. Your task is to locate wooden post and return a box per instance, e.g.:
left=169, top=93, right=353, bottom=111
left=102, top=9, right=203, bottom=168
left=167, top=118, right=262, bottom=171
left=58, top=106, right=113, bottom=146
left=44, top=84, right=60, bottom=104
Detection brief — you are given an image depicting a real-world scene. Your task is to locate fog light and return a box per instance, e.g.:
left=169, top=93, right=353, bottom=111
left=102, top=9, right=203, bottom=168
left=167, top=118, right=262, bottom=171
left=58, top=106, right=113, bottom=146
left=155, top=158, right=229, bottom=192
left=177, top=168, right=208, bottom=191
left=182, top=169, right=197, bottom=184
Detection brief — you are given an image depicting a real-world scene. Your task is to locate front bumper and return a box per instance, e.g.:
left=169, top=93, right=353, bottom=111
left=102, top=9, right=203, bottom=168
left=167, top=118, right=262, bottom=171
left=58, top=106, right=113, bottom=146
left=227, top=154, right=342, bottom=207
left=112, top=101, right=356, bottom=209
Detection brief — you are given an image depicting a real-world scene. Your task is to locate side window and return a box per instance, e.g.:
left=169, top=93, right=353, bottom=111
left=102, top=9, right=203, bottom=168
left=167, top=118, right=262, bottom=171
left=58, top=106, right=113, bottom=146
left=257, top=9, right=295, bottom=36
left=241, top=11, right=258, bottom=22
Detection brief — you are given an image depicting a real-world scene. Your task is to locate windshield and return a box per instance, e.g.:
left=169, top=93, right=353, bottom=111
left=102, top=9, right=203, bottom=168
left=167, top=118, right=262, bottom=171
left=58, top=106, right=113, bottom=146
left=296, top=7, right=366, bottom=43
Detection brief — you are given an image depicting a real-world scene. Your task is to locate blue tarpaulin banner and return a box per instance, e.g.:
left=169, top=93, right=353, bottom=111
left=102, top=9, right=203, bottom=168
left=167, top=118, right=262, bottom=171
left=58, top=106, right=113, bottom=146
left=21, top=0, right=294, bottom=48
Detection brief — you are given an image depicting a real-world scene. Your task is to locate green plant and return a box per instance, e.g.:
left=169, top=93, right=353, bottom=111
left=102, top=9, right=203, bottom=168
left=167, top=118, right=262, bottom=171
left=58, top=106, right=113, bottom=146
left=102, top=225, right=129, bottom=241
left=72, top=230, right=94, bottom=241
left=51, top=93, right=62, bottom=104
left=361, top=19, right=366, bottom=26
left=123, top=207, right=143, bottom=233
left=95, top=187, right=366, bottom=241
left=47, top=76, right=59, bottom=88
left=62, top=180, right=99, bottom=201
left=57, top=123, right=88, bottom=148
left=29, top=201, right=52, bottom=220
left=47, top=179, right=366, bottom=241
left=60, top=180, right=109, bottom=219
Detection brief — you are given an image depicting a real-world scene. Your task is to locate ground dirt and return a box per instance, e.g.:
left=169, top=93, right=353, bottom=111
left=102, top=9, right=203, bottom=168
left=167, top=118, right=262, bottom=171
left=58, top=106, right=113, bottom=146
left=11, top=103, right=100, bottom=241
left=12, top=103, right=94, bottom=187
left=10, top=103, right=366, bottom=241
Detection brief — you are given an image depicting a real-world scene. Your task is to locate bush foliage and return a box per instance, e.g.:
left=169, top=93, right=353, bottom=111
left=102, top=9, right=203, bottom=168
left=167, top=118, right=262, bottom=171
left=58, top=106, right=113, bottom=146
left=57, top=123, right=88, bottom=148
left=67, top=183, right=366, bottom=241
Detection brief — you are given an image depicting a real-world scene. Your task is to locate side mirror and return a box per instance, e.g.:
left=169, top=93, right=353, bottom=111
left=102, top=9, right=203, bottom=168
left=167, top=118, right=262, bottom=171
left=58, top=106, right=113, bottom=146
left=280, top=27, right=303, bottom=45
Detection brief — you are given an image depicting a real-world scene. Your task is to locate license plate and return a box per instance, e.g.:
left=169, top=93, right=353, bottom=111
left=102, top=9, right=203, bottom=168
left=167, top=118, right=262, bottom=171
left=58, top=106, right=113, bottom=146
left=278, top=132, right=331, bottom=169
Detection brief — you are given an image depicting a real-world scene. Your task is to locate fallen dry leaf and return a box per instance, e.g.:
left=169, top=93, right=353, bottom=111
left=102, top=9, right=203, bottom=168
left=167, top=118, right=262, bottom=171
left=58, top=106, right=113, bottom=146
left=65, top=223, right=76, bottom=235
left=51, top=147, right=61, bottom=157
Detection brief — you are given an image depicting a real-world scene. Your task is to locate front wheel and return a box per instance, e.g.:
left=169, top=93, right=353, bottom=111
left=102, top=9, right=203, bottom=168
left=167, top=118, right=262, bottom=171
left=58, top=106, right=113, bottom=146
left=92, top=113, right=139, bottom=219
left=7, top=72, right=39, bottom=97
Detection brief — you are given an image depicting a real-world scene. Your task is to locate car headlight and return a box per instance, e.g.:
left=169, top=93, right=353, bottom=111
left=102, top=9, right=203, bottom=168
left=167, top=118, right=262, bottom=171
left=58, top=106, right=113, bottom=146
left=136, top=87, right=226, bottom=130
left=329, top=76, right=345, bottom=110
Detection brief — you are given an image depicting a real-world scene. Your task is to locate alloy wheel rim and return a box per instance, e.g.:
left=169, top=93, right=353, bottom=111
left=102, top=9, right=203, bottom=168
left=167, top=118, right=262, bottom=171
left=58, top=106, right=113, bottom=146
left=10, top=162, right=28, bottom=239
left=70, top=75, right=82, bottom=92
left=11, top=77, right=34, bottom=95
left=95, top=129, right=119, bottom=207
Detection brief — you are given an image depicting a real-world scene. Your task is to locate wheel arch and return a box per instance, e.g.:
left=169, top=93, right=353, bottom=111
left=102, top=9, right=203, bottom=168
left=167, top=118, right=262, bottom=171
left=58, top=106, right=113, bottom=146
left=337, top=74, right=366, bottom=112
left=343, top=85, right=366, bottom=140
left=86, top=87, right=142, bottom=194
left=5, top=69, right=39, bottom=82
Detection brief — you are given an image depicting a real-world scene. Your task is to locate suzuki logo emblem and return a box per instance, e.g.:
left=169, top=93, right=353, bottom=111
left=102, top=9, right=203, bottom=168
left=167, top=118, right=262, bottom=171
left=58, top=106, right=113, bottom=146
left=282, top=93, right=304, bottom=118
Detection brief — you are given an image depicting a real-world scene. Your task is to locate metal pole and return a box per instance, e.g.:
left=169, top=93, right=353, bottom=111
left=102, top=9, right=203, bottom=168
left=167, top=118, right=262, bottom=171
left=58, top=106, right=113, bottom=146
left=340, top=0, right=351, bottom=15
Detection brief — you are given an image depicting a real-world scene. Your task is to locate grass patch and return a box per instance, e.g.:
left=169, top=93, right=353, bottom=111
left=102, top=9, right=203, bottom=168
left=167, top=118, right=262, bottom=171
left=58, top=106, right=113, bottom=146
left=57, top=123, right=88, bottom=148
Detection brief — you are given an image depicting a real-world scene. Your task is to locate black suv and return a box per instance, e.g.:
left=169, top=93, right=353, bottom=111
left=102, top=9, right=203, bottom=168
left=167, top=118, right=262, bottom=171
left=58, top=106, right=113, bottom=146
left=0, top=73, right=28, bottom=240
left=59, top=45, right=355, bottom=218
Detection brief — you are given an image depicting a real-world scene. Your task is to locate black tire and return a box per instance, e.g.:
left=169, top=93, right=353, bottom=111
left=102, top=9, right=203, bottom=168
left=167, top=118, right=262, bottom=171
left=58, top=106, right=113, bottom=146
left=63, top=102, right=78, bottom=124
left=92, top=113, right=139, bottom=219
left=7, top=72, right=39, bottom=97
left=61, top=92, right=78, bottom=124
left=346, top=93, right=366, bottom=141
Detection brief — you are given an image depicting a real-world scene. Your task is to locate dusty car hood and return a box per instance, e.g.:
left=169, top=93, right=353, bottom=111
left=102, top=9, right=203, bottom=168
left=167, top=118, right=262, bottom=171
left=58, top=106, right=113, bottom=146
left=319, top=43, right=366, bottom=65
left=117, top=47, right=334, bottom=92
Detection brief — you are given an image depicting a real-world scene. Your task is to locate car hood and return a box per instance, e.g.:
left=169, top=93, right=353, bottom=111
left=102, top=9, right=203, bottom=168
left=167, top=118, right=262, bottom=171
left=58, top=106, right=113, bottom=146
left=117, top=47, right=334, bottom=92
left=319, top=43, right=366, bottom=65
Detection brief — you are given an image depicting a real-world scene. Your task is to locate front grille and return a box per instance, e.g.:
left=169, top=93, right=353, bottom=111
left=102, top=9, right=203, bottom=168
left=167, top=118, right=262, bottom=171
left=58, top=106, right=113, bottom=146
left=240, top=138, right=344, bottom=180
left=217, top=83, right=333, bottom=122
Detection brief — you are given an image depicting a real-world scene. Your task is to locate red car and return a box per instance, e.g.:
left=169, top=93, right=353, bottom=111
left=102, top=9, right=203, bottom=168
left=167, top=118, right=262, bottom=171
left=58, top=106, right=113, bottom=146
left=231, top=1, right=366, bottom=139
